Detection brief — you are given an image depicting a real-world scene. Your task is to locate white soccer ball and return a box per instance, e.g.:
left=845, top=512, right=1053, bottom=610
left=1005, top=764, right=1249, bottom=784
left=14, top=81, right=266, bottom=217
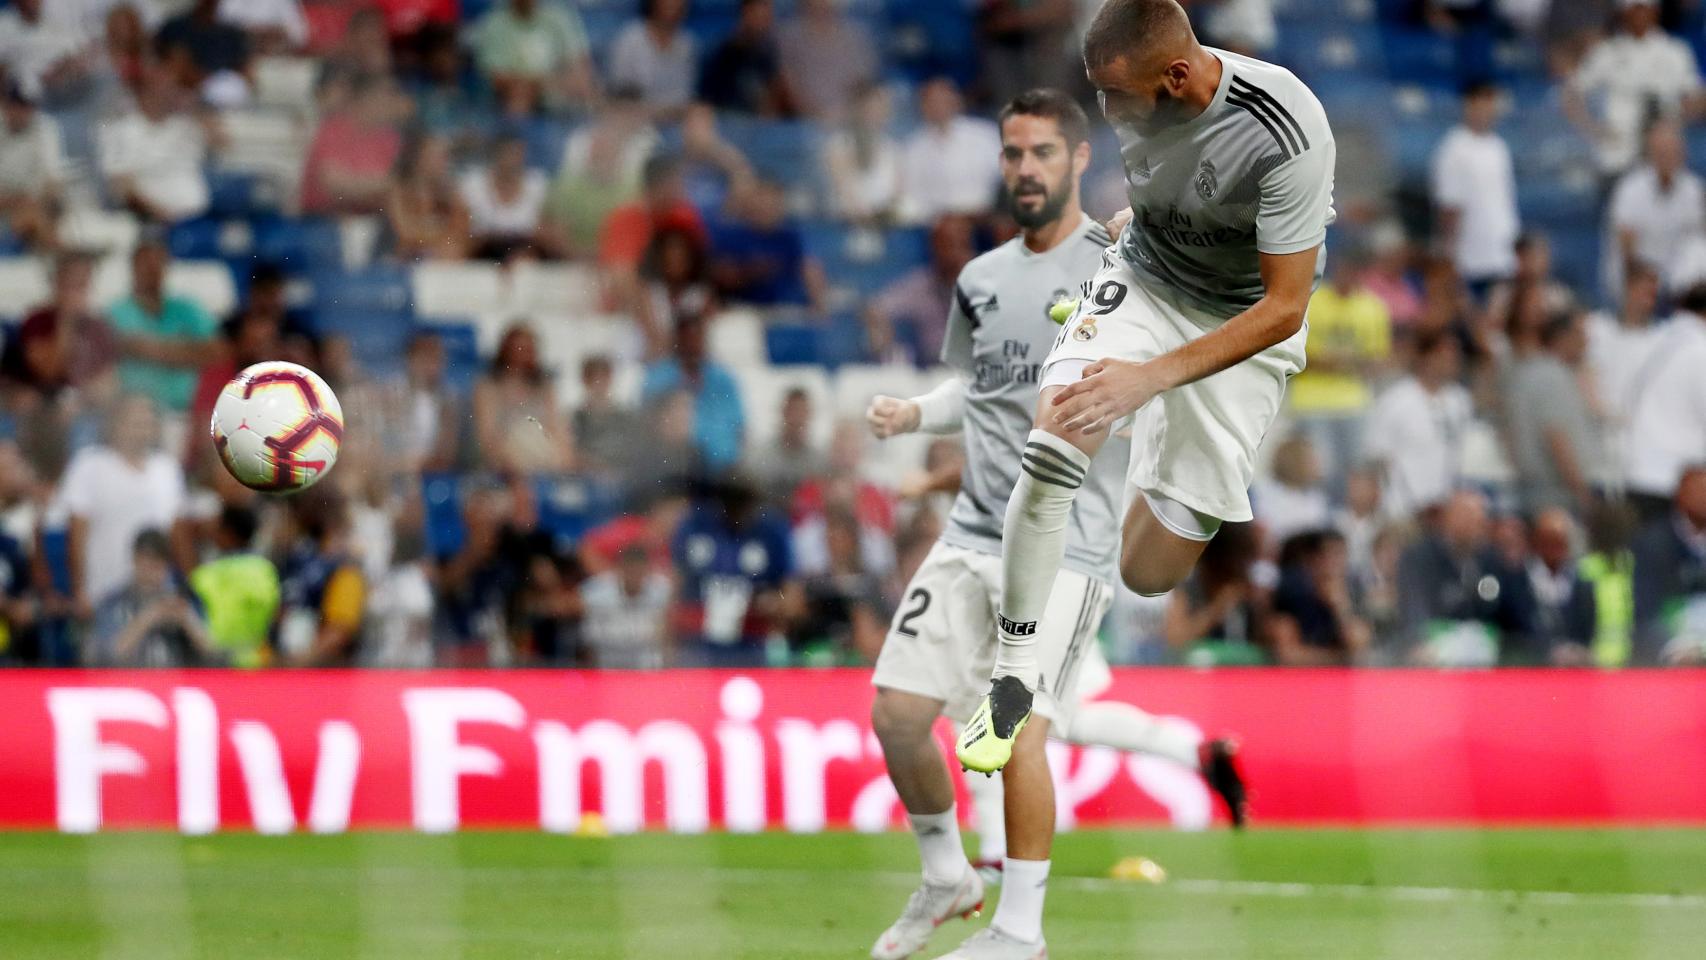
left=210, top=361, right=344, bottom=493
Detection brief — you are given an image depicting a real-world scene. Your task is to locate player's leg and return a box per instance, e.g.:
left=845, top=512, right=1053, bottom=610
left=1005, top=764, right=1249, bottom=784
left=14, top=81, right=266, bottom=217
left=1062, top=642, right=1249, bottom=824
left=956, top=741, right=1007, bottom=873
left=1063, top=699, right=1201, bottom=769
left=987, top=716, right=1052, bottom=931
left=869, top=544, right=988, bottom=959
left=872, top=687, right=969, bottom=879
left=958, top=258, right=1151, bottom=775
left=954, top=390, right=1107, bottom=775
left=1115, top=489, right=1218, bottom=596
left=939, top=570, right=1107, bottom=960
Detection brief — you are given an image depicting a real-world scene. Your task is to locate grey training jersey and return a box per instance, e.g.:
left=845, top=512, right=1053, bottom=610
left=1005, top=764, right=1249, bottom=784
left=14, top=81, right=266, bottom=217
left=938, top=216, right=1128, bottom=581
left=1115, top=48, right=1336, bottom=320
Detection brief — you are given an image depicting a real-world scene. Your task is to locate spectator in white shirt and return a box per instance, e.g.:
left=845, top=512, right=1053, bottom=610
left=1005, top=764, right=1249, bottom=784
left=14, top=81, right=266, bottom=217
left=460, top=133, right=559, bottom=261
left=0, top=0, right=97, bottom=104
left=217, top=0, right=308, bottom=55
left=0, top=84, right=64, bottom=251
left=1252, top=435, right=1334, bottom=548
left=898, top=77, right=1002, bottom=224
left=582, top=545, right=673, bottom=668
left=822, top=81, right=903, bottom=224
left=1586, top=264, right=1663, bottom=490
left=1432, top=81, right=1520, bottom=294
left=1361, top=330, right=1474, bottom=522
left=58, top=393, right=187, bottom=616
left=1566, top=0, right=1706, bottom=177
left=607, top=0, right=698, bottom=117
left=1624, top=283, right=1706, bottom=519
left=99, top=70, right=216, bottom=223
left=1605, top=120, right=1706, bottom=297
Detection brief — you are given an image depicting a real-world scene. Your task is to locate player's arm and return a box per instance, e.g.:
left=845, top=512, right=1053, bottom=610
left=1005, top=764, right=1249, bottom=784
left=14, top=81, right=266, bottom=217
left=866, top=377, right=966, bottom=438
left=867, top=273, right=979, bottom=437
left=1051, top=247, right=1317, bottom=433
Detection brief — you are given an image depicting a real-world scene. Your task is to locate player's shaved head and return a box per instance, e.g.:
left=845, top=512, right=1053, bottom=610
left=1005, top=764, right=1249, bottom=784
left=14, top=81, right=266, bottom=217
left=1082, top=0, right=1195, bottom=72
left=1082, top=0, right=1216, bottom=135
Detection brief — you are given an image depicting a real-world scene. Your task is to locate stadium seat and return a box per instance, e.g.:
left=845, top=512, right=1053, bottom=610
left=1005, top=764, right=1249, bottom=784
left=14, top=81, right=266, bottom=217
left=167, top=217, right=256, bottom=262
left=252, top=56, right=319, bottom=111
left=708, top=307, right=767, bottom=367
left=535, top=474, right=620, bottom=550
left=0, top=258, right=49, bottom=318
left=764, top=320, right=825, bottom=366
left=831, top=364, right=921, bottom=420
left=91, top=256, right=130, bottom=306
left=315, top=307, right=413, bottom=379
left=206, top=170, right=273, bottom=218
left=412, top=261, right=507, bottom=320
left=253, top=216, right=343, bottom=272
left=432, top=323, right=483, bottom=394
left=421, top=473, right=466, bottom=558
left=56, top=209, right=139, bottom=256
left=218, top=108, right=311, bottom=209
left=312, top=265, right=412, bottom=315
left=167, top=261, right=240, bottom=318
left=507, top=261, right=600, bottom=317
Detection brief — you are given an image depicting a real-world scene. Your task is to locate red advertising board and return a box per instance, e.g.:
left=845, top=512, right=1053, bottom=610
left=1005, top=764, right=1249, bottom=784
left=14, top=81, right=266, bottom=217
left=1, top=669, right=1703, bottom=833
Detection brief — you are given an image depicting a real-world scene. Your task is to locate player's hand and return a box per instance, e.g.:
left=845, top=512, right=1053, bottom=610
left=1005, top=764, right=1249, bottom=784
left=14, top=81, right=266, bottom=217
left=1103, top=207, right=1134, bottom=239
left=866, top=395, right=921, bottom=439
left=1049, top=359, right=1162, bottom=434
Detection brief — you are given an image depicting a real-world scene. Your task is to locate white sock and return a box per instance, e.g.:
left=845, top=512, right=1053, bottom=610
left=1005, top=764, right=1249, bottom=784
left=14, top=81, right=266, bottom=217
left=995, top=431, right=1089, bottom=686
left=962, top=765, right=1007, bottom=862
left=1064, top=700, right=1204, bottom=771
left=991, top=857, right=1050, bottom=943
left=909, top=807, right=968, bottom=884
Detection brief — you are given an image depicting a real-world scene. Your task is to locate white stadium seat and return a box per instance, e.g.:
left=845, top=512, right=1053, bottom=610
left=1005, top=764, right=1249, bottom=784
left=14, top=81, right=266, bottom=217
left=412, top=261, right=506, bottom=320
left=508, top=262, right=600, bottom=316
left=831, top=364, right=922, bottom=420
left=707, top=308, right=767, bottom=367
left=0, top=258, right=49, bottom=317
left=217, top=108, right=311, bottom=209
left=252, top=57, right=319, bottom=111
left=57, top=208, right=140, bottom=256
left=167, top=262, right=238, bottom=318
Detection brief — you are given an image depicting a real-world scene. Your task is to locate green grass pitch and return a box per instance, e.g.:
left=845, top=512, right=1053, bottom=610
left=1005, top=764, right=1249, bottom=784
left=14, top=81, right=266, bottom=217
left=3, top=828, right=1704, bottom=959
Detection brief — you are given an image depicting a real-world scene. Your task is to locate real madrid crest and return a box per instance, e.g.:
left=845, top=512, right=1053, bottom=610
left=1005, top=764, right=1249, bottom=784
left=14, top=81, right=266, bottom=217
left=1073, top=319, right=1098, bottom=341
left=1195, top=159, right=1218, bottom=201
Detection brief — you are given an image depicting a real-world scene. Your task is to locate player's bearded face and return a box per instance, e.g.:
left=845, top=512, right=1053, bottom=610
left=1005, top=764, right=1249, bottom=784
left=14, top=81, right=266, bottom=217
left=1007, top=163, right=1072, bottom=228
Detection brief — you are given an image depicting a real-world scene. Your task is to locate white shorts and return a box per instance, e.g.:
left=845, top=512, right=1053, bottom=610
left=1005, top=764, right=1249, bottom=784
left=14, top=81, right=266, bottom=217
left=1042, top=255, right=1306, bottom=523
left=872, top=541, right=1114, bottom=727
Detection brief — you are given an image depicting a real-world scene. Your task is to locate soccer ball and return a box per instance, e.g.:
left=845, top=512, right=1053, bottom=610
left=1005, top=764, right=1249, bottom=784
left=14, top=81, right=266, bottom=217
left=210, top=361, right=344, bottom=493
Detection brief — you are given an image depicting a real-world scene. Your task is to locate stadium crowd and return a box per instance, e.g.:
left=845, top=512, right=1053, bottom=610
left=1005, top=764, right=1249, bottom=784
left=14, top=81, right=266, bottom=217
left=0, top=0, right=1703, bottom=671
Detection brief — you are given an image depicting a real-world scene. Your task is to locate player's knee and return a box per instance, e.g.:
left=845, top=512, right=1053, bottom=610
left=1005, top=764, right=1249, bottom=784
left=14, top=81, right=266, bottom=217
left=870, top=689, right=935, bottom=748
left=1118, top=556, right=1189, bottom=597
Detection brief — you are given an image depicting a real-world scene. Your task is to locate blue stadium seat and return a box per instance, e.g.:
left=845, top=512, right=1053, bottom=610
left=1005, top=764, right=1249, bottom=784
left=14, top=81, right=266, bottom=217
left=718, top=118, right=822, bottom=189
left=1278, top=23, right=1385, bottom=82
left=311, top=266, right=413, bottom=315
left=519, top=117, right=575, bottom=170
left=421, top=473, right=466, bottom=558
left=535, top=475, right=619, bottom=550
left=207, top=170, right=272, bottom=218
left=433, top=323, right=483, bottom=394
left=884, top=1, right=977, bottom=86
left=314, top=307, right=413, bottom=380
left=765, top=321, right=824, bottom=365
left=253, top=217, right=343, bottom=273
left=1380, top=27, right=1460, bottom=89
left=804, top=222, right=927, bottom=297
